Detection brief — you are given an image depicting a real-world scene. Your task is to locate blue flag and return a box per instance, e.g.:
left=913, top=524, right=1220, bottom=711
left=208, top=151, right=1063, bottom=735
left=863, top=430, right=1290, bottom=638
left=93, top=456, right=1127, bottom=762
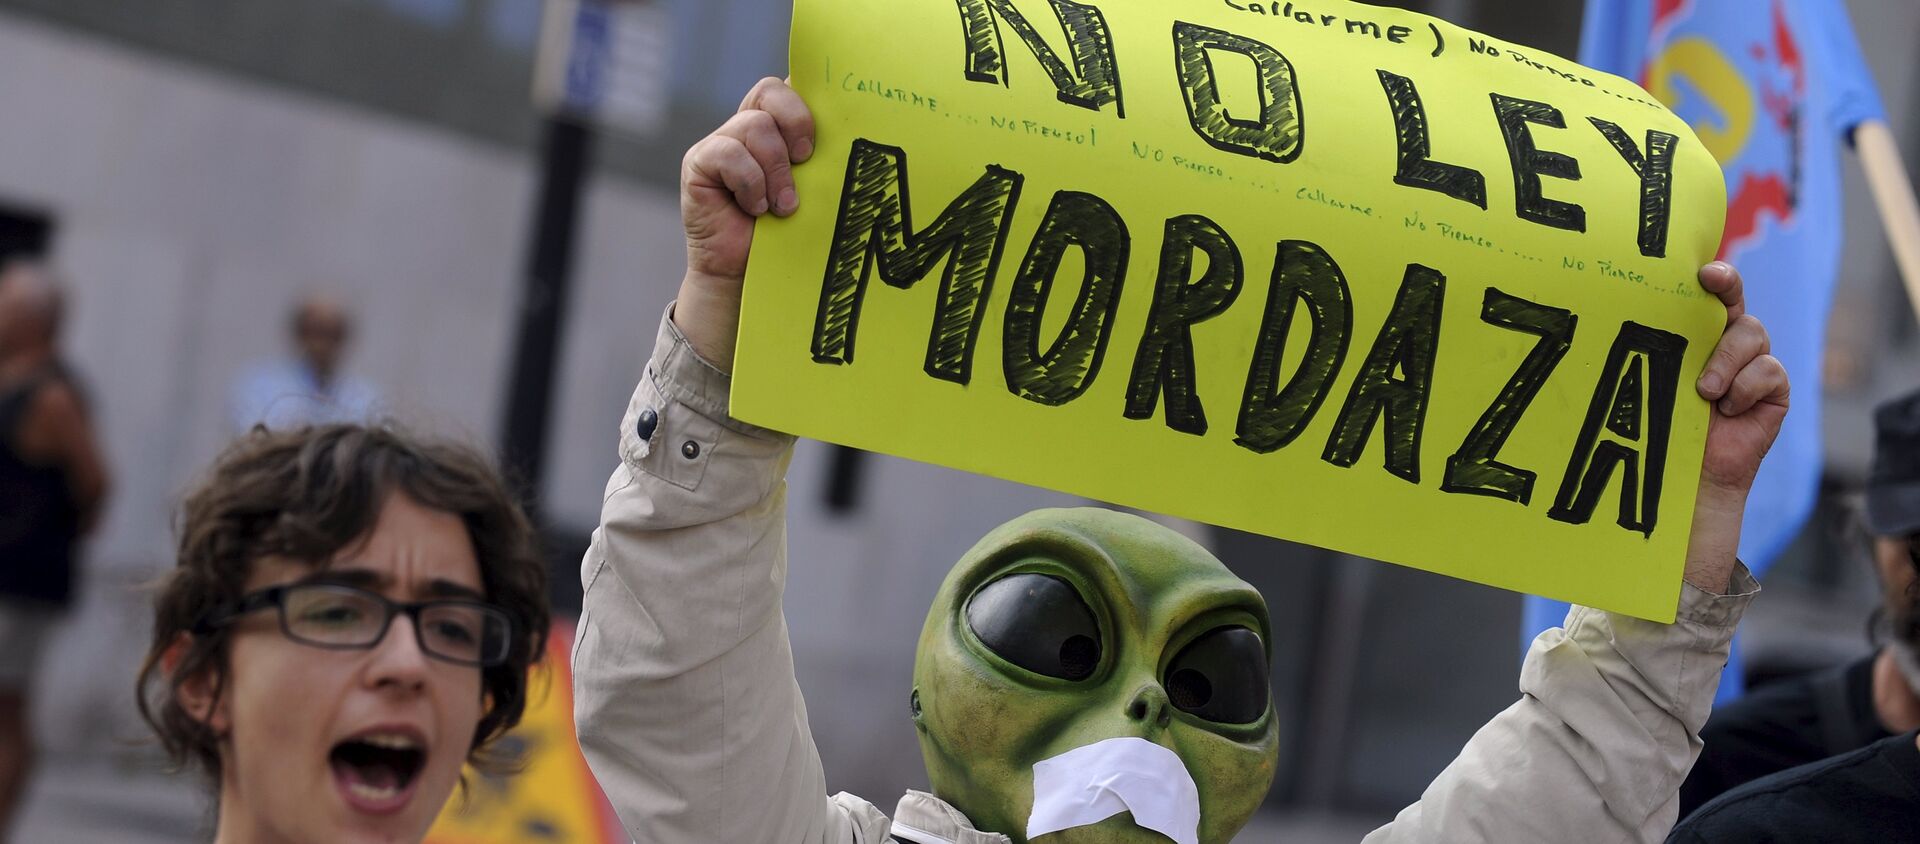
left=1525, top=0, right=1885, bottom=701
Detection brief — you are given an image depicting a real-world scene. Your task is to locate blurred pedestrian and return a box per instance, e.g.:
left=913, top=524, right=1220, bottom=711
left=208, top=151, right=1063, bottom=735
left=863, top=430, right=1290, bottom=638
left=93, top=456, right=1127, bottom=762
left=0, top=258, right=108, bottom=832
left=137, top=424, right=549, bottom=843
left=230, top=294, right=381, bottom=432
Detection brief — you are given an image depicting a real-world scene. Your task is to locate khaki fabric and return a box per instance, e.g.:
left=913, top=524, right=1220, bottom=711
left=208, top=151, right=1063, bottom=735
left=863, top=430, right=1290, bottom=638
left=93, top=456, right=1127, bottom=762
left=573, top=307, right=1759, bottom=844
left=1361, top=575, right=1758, bottom=843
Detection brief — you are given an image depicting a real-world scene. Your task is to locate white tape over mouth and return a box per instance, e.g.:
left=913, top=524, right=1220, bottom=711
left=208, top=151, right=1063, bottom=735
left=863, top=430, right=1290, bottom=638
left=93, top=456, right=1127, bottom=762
left=1026, top=737, right=1201, bottom=844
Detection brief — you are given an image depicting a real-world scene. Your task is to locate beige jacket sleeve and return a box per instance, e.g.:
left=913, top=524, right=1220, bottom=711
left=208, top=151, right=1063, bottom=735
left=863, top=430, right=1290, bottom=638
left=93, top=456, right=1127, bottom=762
left=571, top=307, right=893, bottom=844
left=1364, top=569, right=1760, bottom=844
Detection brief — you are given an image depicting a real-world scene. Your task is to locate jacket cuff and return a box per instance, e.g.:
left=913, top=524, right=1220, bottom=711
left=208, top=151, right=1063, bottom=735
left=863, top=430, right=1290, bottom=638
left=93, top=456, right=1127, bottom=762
left=651, top=302, right=784, bottom=436
left=619, top=303, right=794, bottom=488
left=1673, top=560, right=1761, bottom=630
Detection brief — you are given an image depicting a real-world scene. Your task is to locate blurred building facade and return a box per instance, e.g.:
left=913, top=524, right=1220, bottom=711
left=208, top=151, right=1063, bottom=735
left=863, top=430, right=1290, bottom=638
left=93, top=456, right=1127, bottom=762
left=0, top=0, right=1912, bottom=839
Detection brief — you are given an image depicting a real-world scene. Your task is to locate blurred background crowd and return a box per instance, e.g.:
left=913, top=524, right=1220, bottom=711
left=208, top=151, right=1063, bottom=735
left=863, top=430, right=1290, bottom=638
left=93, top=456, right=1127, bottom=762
left=0, top=0, right=1914, bottom=841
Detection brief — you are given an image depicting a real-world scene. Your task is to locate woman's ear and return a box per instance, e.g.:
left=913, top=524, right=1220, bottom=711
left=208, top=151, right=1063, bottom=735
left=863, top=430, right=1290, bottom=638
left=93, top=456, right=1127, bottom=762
left=164, top=632, right=230, bottom=736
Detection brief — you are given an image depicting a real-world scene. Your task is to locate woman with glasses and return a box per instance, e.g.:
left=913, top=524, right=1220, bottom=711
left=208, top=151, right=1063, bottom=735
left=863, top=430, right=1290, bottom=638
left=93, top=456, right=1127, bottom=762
left=135, top=424, right=549, bottom=843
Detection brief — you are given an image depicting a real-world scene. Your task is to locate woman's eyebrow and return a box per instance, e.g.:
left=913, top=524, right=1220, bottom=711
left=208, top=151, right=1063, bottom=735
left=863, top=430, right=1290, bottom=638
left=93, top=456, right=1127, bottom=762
left=295, top=568, right=484, bottom=601
left=424, top=578, right=486, bottom=602
left=298, top=568, right=383, bottom=589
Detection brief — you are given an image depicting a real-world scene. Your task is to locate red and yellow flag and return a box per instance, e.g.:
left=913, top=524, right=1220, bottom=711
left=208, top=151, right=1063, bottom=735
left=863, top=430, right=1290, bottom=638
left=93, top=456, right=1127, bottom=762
left=427, top=621, right=622, bottom=844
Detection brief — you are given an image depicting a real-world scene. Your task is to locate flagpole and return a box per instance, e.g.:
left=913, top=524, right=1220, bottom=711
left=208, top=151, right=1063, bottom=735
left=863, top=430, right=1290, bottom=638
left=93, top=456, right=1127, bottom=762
left=1854, top=120, right=1920, bottom=324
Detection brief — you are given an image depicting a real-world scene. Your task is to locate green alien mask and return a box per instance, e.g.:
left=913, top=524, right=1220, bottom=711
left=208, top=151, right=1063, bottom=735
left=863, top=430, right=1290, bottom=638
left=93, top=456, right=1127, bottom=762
left=911, top=508, right=1280, bottom=843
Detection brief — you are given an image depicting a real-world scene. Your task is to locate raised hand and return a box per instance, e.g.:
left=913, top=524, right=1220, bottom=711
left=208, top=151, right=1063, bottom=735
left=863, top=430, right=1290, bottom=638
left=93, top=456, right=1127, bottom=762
left=674, top=77, right=816, bottom=371
left=1683, top=261, right=1790, bottom=593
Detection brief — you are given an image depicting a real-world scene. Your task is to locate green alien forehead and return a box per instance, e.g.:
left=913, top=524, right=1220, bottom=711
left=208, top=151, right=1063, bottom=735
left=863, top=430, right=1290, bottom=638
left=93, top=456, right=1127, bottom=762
left=911, top=508, right=1280, bottom=844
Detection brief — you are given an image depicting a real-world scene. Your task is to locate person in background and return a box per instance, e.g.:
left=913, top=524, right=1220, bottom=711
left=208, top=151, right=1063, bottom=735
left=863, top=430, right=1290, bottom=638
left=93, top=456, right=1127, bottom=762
left=1677, top=387, right=1920, bottom=818
left=1669, top=392, right=1920, bottom=842
left=0, top=258, right=109, bottom=833
left=230, top=294, right=381, bottom=432
left=137, top=424, right=550, bottom=844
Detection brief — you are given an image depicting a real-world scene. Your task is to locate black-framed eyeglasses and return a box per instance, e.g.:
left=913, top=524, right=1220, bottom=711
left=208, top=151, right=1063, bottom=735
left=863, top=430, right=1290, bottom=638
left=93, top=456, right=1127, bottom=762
left=195, top=583, right=514, bottom=668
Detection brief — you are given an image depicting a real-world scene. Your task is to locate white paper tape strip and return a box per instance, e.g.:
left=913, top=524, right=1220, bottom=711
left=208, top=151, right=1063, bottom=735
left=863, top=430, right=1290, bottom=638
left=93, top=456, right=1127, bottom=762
left=1026, top=736, right=1201, bottom=844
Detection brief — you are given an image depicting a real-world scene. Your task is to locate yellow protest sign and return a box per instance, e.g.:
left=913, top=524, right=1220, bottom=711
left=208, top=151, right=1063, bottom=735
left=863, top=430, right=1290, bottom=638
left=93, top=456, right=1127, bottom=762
left=734, top=0, right=1727, bottom=621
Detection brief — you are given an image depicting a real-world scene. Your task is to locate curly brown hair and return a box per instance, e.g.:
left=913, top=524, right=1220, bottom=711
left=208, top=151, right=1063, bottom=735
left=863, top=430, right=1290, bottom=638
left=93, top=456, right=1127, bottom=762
left=136, top=424, right=550, bottom=780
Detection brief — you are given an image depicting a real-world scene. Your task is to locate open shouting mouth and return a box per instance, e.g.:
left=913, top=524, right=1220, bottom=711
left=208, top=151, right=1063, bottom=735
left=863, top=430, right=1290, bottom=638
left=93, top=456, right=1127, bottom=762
left=329, top=728, right=429, bottom=815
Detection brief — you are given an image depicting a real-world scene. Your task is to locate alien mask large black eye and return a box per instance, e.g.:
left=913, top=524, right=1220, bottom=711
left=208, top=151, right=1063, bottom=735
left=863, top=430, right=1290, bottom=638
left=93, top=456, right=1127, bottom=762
left=966, top=572, right=1102, bottom=681
left=1164, top=626, right=1269, bottom=725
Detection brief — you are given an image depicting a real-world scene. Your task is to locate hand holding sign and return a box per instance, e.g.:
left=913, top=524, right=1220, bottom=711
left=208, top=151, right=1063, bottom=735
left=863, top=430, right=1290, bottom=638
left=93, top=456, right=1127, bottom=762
left=675, top=78, right=816, bottom=371
left=1685, top=261, right=1789, bottom=594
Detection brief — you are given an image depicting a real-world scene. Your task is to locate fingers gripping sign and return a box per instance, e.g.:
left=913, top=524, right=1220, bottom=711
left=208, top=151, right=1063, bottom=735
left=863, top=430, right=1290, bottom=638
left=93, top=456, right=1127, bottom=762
left=1684, top=261, right=1790, bottom=593
left=1694, top=261, right=1790, bottom=491
left=740, top=76, right=817, bottom=171
left=677, top=77, right=816, bottom=370
left=681, top=78, right=814, bottom=269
